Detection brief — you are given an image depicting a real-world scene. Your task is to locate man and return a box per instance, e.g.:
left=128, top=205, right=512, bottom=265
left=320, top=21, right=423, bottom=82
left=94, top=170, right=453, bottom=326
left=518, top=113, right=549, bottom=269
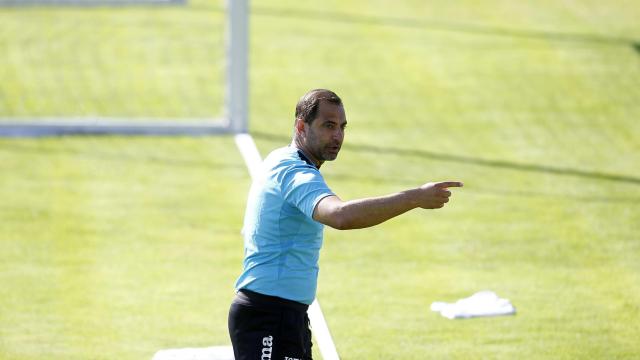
left=228, top=89, right=462, bottom=360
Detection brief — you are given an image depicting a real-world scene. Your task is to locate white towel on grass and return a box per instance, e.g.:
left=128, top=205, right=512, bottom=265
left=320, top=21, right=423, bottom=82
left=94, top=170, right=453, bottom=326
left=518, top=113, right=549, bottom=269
left=431, top=291, right=516, bottom=319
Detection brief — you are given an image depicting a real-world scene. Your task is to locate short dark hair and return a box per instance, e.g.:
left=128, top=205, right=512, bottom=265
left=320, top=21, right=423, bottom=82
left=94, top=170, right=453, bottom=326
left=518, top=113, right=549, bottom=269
left=295, top=89, right=342, bottom=124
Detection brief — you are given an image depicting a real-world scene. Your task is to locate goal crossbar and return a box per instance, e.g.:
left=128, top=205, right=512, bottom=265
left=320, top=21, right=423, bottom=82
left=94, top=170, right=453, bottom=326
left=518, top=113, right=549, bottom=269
left=0, top=118, right=231, bottom=137
left=0, top=0, right=185, bottom=6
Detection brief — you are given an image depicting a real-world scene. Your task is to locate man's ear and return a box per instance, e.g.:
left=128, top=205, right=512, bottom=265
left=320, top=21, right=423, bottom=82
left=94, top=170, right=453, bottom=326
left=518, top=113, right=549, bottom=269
left=294, top=118, right=306, bottom=134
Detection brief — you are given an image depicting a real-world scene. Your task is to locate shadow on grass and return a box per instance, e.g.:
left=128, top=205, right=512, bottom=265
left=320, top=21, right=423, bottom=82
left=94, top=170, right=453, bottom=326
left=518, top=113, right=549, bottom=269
left=251, top=6, right=639, bottom=50
left=252, top=131, right=640, bottom=187
left=328, top=171, right=640, bottom=204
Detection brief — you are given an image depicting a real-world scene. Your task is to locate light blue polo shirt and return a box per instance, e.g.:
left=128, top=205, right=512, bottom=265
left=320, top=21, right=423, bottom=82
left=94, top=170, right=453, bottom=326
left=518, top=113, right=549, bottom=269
left=234, top=146, right=334, bottom=305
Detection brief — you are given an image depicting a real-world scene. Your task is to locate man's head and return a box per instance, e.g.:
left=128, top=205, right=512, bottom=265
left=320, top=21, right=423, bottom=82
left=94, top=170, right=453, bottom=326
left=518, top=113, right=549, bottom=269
left=293, top=89, right=347, bottom=167
left=295, top=89, right=343, bottom=125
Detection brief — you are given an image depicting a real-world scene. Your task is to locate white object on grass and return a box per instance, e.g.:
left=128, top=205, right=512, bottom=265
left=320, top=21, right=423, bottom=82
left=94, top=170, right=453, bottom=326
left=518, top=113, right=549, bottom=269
left=431, top=291, right=516, bottom=319
left=151, top=346, right=234, bottom=360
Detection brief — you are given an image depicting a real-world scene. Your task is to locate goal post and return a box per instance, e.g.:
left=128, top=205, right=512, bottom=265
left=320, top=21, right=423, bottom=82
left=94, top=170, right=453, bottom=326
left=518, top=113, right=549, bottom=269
left=227, top=0, right=249, bottom=134
left=0, top=0, right=249, bottom=137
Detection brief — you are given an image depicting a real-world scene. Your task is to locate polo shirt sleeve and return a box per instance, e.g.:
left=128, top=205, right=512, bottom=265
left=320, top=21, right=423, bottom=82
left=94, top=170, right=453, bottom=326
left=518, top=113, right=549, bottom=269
left=282, top=165, right=334, bottom=219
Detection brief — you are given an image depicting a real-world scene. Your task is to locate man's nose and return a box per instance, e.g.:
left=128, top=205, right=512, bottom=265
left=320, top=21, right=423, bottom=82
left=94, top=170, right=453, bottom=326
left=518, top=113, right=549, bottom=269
left=333, top=129, right=344, bottom=141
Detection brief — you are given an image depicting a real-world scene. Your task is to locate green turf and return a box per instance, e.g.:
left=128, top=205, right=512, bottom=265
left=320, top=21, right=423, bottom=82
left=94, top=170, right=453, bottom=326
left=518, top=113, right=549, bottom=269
left=1, top=1, right=639, bottom=359
left=0, top=3, right=227, bottom=118
left=0, top=137, right=249, bottom=359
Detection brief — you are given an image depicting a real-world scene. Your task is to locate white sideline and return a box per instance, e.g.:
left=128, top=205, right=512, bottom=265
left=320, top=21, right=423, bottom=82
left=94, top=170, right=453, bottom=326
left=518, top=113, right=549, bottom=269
left=234, top=133, right=263, bottom=179
left=307, top=299, right=340, bottom=360
left=152, top=346, right=234, bottom=360
left=234, top=133, right=340, bottom=360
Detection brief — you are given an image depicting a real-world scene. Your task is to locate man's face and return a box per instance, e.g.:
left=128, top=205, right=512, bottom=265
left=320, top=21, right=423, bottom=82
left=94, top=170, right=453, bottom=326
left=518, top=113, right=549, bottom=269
left=302, top=101, right=347, bottom=163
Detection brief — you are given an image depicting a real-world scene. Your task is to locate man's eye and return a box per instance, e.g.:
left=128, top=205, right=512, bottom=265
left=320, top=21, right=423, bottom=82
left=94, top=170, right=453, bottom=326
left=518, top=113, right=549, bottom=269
left=325, top=124, right=334, bottom=129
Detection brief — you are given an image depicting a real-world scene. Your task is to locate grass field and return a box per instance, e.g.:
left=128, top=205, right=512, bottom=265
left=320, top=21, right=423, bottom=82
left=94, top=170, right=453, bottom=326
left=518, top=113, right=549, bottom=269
left=1, top=1, right=640, bottom=359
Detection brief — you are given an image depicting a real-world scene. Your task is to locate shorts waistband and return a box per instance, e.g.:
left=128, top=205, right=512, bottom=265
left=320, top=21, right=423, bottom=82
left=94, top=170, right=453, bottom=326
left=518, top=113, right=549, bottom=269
left=234, top=289, right=309, bottom=312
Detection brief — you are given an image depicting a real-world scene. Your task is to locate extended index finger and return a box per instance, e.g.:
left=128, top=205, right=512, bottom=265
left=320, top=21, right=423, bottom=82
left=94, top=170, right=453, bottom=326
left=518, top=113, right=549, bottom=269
left=434, top=181, right=464, bottom=188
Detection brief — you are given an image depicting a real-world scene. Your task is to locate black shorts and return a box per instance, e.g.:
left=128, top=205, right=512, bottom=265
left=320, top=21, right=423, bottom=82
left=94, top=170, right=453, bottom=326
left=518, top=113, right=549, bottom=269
left=228, top=289, right=313, bottom=360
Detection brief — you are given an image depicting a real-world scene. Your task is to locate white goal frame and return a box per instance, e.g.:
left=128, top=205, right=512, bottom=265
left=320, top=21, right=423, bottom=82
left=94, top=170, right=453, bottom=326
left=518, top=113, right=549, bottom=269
left=0, top=0, right=249, bottom=137
left=0, top=0, right=185, bottom=5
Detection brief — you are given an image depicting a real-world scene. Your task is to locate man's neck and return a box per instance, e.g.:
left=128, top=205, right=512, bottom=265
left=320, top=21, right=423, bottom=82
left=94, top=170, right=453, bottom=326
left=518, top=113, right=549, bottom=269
left=291, top=139, right=323, bottom=169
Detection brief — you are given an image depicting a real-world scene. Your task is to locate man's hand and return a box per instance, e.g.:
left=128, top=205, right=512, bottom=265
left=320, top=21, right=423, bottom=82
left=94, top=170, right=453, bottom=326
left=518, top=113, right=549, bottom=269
left=413, top=181, right=464, bottom=209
